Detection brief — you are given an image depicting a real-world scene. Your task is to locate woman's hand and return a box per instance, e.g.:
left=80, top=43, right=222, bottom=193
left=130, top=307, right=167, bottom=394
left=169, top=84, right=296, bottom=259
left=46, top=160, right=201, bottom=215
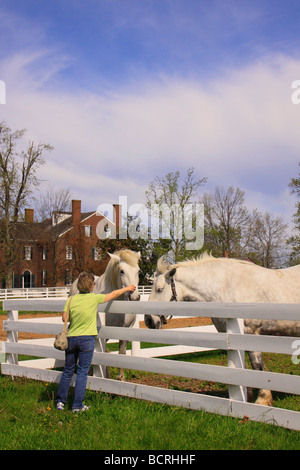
left=124, top=284, right=136, bottom=293
left=103, top=284, right=137, bottom=302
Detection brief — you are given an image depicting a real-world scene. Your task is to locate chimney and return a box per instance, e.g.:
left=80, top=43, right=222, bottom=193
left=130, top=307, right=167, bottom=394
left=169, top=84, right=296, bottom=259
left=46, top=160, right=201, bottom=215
left=72, top=200, right=81, bottom=226
left=113, top=204, right=121, bottom=237
left=25, top=209, right=34, bottom=224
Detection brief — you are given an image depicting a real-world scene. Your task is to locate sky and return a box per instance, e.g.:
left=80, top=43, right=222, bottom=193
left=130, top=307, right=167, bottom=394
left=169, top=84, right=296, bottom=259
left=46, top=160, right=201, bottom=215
left=1, top=0, right=300, bottom=226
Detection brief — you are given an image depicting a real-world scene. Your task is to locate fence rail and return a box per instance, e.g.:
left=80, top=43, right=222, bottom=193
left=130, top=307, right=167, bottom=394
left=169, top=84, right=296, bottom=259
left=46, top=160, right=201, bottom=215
left=0, top=285, right=152, bottom=300
left=1, top=299, right=300, bottom=431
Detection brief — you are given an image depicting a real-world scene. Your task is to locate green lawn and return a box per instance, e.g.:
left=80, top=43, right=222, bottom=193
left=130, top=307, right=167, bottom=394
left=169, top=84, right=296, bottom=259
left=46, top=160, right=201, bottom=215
left=1, top=301, right=300, bottom=449
left=0, top=374, right=299, bottom=450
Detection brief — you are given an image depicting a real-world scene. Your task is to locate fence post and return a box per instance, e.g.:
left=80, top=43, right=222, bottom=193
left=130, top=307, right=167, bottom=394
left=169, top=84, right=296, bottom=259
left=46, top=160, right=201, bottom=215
left=131, top=314, right=141, bottom=356
left=226, top=318, right=246, bottom=402
left=94, top=312, right=107, bottom=378
left=0, top=341, right=5, bottom=366
left=6, top=310, right=19, bottom=365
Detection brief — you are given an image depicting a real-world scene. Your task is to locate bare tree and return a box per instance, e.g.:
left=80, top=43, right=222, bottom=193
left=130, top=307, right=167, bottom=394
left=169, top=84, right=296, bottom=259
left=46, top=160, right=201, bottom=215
left=34, top=184, right=71, bottom=221
left=248, top=212, right=289, bottom=268
left=202, top=186, right=251, bottom=257
left=287, top=163, right=300, bottom=265
left=0, top=121, right=53, bottom=284
left=145, top=167, right=207, bottom=261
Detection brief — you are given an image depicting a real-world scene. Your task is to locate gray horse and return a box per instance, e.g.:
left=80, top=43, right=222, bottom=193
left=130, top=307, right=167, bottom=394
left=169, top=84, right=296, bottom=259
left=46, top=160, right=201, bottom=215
left=145, top=253, right=300, bottom=406
left=69, top=249, right=141, bottom=379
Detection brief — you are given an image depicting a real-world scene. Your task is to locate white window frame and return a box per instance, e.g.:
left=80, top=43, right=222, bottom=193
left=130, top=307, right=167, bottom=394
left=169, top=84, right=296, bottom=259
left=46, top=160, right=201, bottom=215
left=42, top=246, right=47, bottom=260
left=24, top=246, right=32, bottom=261
left=66, top=245, right=73, bottom=260
left=84, top=225, right=92, bottom=237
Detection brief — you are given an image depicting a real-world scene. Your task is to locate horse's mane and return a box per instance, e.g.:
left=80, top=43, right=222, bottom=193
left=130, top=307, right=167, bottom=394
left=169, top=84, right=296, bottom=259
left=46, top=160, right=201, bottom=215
left=157, top=251, right=252, bottom=274
left=173, top=251, right=215, bottom=268
left=115, top=249, right=141, bottom=267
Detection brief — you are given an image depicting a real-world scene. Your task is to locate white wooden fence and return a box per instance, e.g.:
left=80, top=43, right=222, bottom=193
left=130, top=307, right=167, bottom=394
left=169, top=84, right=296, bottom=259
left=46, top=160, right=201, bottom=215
left=0, top=285, right=152, bottom=300
left=1, top=299, right=300, bottom=431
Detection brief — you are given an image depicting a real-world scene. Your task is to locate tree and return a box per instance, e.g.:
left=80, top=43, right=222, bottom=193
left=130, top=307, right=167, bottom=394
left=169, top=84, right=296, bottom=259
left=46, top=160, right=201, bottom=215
left=202, top=186, right=251, bottom=257
left=288, top=163, right=300, bottom=265
left=0, top=121, right=53, bottom=284
left=145, top=167, right=207, bottom=261
left=248, top=212, right=289, bottom=268
left=34, top=184, right=71, bottom=221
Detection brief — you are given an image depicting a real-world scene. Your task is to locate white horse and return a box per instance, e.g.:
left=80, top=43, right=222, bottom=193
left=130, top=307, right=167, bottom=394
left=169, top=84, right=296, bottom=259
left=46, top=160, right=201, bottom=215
left=146, top=252, right=300, bottom=406
left=69, top=249, right=141, bottom=379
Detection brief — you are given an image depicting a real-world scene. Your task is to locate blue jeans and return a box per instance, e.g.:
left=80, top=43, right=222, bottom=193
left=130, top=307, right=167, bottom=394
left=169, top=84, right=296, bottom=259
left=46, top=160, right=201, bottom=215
left=56, top=335, right=95, bottom=409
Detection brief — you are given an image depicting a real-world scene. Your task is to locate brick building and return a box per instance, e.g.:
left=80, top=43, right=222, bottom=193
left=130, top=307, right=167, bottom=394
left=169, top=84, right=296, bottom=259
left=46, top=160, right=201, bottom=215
left=7, top=200, right=120, bottom=288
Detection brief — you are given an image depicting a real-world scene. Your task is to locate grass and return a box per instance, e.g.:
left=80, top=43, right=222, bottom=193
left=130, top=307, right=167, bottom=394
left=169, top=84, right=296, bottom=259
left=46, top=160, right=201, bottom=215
left=1, top=301, right=300, bottom=449
left=0, top=348, right=299, bottom=450
left=107, top=348, right=300, bottom=412
left=0, top=374, right=299, bottom=450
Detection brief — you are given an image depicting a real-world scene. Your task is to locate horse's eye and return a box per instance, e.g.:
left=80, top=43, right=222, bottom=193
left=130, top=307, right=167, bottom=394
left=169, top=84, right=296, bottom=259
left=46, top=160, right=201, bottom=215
left=120, top=270, right=125, bottom=275
left=157, top=287, right=163, bottom=293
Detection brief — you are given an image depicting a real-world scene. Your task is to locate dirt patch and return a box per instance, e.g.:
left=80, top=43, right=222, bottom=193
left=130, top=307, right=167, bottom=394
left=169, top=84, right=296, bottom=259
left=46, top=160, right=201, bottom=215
left=139, top=316, right=212, bottom=329
left=0, top=313, right=62, bottom=341
left=126, top=374, right=227, bottom=396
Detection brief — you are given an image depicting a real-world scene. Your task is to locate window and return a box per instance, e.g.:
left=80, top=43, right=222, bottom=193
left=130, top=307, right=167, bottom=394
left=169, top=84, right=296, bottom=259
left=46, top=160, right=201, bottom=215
left=65, top=269, right=71, bottom=285
left=23, top=270, right=35, bottom=288
left=92, top=247, right=101, bottom=261
left=66, top=245, right=73, bottom=260
left=41, top=270, right=47, bottom=286
left=104, top=225, right=112, bottom=238
left=24, top=246, right=33, bottom=260
left=84, top=225, right=92, bottom=237
left=42, top=246, right=47, bottom=260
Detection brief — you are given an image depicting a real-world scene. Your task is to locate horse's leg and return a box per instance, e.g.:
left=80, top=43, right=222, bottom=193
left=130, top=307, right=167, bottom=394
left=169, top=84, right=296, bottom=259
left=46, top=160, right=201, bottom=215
left=116, top=339, right=128, bottom=381
left=247, top=350, right=273, bottom=406
left=116, top=314, right=136, bottom=381
left=215, top=318, right=273, bottom=405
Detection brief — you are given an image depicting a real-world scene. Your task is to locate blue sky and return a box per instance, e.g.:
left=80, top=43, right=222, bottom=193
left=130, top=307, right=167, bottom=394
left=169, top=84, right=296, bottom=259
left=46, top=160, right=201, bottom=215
left=1, top=0, right=300, bottom=224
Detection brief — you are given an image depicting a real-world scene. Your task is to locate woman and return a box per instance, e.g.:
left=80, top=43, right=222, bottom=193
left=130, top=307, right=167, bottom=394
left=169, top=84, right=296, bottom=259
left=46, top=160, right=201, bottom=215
left=56, top=271, right=136, bottom=413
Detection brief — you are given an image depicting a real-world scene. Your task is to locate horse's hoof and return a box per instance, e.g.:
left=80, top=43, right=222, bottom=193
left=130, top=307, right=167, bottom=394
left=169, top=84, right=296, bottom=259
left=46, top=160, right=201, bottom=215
left=255, top=397, right=273, bottom=407
left=116, top=374, right=125, bottom=381
left=255, top=390, right=273, bottom=407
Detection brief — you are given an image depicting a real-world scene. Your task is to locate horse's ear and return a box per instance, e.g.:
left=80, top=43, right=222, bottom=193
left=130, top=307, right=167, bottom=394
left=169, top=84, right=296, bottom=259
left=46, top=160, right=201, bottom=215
left=166, top=267, right=176, bottom=279
left=108, top=252, right=121, bottom=263
left=157, top=255, right=170, bottom=274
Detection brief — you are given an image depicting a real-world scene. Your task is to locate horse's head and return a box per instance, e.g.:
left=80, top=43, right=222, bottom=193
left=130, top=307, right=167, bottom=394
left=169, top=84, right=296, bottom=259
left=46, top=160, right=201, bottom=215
left=108, top=250, right=141, bottom=301
left=145, top=256, right=177, bottom=329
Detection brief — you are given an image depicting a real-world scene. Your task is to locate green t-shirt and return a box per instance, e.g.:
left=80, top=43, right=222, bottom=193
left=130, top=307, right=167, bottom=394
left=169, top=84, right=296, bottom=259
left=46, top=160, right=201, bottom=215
left=64, top=293, right=106, bottom=337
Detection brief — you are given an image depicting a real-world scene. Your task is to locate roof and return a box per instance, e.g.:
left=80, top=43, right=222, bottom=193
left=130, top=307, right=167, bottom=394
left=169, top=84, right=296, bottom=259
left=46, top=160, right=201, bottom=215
left=2, top=208, right=116, bottom=243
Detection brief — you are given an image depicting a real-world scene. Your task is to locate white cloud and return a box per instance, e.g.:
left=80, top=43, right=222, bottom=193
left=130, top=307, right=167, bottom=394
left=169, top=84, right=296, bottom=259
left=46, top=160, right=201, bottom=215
left=1, top=50, right=299, bottom=224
